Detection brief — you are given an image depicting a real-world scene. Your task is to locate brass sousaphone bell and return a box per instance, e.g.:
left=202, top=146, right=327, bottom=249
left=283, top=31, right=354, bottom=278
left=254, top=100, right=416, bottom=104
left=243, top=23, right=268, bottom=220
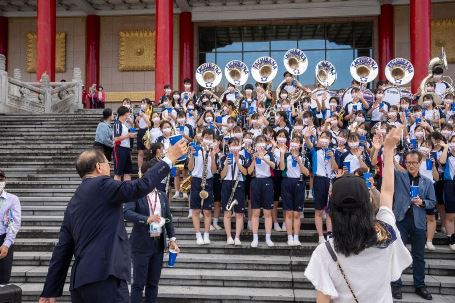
left=315, top=60, right=337, bottom=87
left=196, top=63, right=223, bottom=89
left=225, top=60, right=249, bottom=86
left=251, top=56, right=278, bottom=84
left=385, top=58, right=414, bottom=86
left=350, top=56, right=379, bottom=84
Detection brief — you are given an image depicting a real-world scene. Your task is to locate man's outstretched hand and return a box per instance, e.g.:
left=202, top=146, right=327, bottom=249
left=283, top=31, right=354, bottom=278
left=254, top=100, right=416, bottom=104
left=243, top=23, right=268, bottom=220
left=166, top=140, right=188, bottom=164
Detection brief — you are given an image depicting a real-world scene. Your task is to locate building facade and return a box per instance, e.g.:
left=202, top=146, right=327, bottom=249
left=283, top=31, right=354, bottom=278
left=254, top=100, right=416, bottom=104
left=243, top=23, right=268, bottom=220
left=0, top=0, right=454, bottom=104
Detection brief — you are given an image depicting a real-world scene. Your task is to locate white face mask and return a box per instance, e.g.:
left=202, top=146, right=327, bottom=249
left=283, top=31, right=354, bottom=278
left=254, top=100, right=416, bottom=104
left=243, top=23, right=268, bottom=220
left=184, top=84, right=191, bottom=89
left=234, top=133, right=243, bottom=139
left=388, top=112, right=397, bottom=119
left=401, top=104, right=409, bottom=110
left=177, top=118, right=186, bottom=124
left=256, top=143, right=266, bottom=150
left=245, top=89, right=253, bottom=94
left=303, top=118, right=310, bottom=125
left=423, top=100, right=432, bottom=108
left=251, top=119, right=258, bottom=125
left=348, top=142, right=359, bottom=148
left=203, top=139, right=213, bottom=146
left=205, top=116, right=214, bottom=123
left=244, top=138, right=253, bottom=145
left=449, top=143, right=455, bottom=151
left=0, top=182, right=5, bottom=192
left=162, top=128, right=171, bottom=135
left=280, top=94, right=288, bottom=100
left=230, top=146, right=241, bottom=152
left=173, top=95, right=179, bottom=100
left=290, top=142, right=299, bottom=149
left=415, top=131, right=425, bottom=140
left=165, top=89, right=171, bottom=94
left=206, top=106, right=214, bottom=112
left=293, top=125, right=304, bottom=131
left=337, top=137, right=347, bottom=145
left=282, top=104, right=290, bottom=110
left=357, top=129, right=367, bottom=136
left=442, top=130, right=452, bottom=138
left=319, top=139, right=329, bottom=147
left=355, top=116, right=365, bottom=123
left=277, top=137, right=287, bottom=144
left=330, top=120, right=338, bottom=126
left=418, top=146, right=431, bottom=156
left=152, top=117, right=160, bottom=123
left=188, top=106, right=194, bottom=110
left=258, top=108, right=265, bottom=114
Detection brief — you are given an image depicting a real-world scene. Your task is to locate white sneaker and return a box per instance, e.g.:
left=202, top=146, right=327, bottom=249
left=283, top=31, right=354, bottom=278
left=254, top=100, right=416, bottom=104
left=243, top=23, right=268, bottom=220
left=226, top=237, right=235, bottom=245
left=281, top=223, right=287, bottom=232
left=322, top=210, right=327, bottom=220
left=266, top=239, right=275, bottom=247
left=172, top=192, right=180, bottom=199
left=203, top=235, right=211, bottom=244
left=199, top=213, right=203, bottom=219
left=234, top=238, right=242, bottom=246
left=250, top=239, right=258, bottom=248
left=307, top=190, right=313, bottom=199
left=210, top=225, right=215, bottom=231
left=196, top=237, right=204, bottom=245
left=213, top=223, right=223, bottom=231
left=187, top=212, right=192, bottom=219
left=300, top=212, right=304, bottom=219
left=182, top=192, right=188, bottom=199
left=294, top=239, right=302, bottom=246
left=426, top=242, right=436, bottom=251
left=287, top=239, right=295, bottom=246
left=274, top=223, right=282, bottom=232
left=318, top=236, right=325, bottom=244
left=449, top=243, right=455, bottom=251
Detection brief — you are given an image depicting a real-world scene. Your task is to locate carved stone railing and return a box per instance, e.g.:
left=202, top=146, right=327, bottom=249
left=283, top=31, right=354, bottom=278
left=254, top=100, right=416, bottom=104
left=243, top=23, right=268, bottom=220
left=0, top=54, right=83, bottom=113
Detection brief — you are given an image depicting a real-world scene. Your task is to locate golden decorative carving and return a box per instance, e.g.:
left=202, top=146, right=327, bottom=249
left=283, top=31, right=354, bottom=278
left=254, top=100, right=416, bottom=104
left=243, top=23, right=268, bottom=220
left=432, top=19, right=455, bottom=63
left=26, top=32, right=67, bottom=73
left=106, top=91, right=155, bottom=102
left=119, top=30, right=155, bottom=71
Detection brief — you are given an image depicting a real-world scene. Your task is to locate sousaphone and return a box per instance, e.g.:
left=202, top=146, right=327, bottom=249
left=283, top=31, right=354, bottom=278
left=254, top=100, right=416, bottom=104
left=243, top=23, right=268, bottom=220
left=311, top=60, right=337, bottom=113
left=350, top=56, right=379, bottom=84
left=251, top=56, right=278, bottom=84
left=196, top=63, right=223, bottom=89
left=384, top=58, right=414, bottom=106
left=225, top=60, right=249, bottom=86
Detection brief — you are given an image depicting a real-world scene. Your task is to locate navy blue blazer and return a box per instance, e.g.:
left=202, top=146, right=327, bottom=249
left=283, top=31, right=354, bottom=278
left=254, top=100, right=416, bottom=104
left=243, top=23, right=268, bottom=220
left=123, top=190, right=175, bottom=254
left=41, top=160, right=171, bottom=297
left=393, top=170, right=436, bottom=230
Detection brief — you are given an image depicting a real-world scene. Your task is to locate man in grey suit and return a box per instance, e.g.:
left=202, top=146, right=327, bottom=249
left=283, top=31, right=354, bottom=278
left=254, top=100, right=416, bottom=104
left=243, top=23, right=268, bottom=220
left=391, top=150, right=436, bottom=301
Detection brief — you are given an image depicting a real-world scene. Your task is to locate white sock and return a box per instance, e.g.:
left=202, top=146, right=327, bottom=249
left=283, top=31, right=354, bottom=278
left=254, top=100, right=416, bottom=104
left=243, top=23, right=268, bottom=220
left=213, top=218, right=218, bottom=225
left=318, top=236, right=325, bottom=242
left=196, top=232, right=202, bottom=239
left=253, top=234, right=258, bottom=242
left=288, top=235, right=293, bottom=241
left=204, top=232, right=210, bottom=238
left=247, top=220, right=252, bottom=226
left=274, top=222, right=280, bottom=228
left=294, top=234, right=299, bottom=242
left=189, top=209, right=193, bottom=215
left=266, top=234, right=272, bottom=242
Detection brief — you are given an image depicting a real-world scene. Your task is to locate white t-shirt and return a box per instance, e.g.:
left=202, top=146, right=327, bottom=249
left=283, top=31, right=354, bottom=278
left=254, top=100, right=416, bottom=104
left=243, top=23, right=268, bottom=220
left=304, top=207, right=412, bottom=303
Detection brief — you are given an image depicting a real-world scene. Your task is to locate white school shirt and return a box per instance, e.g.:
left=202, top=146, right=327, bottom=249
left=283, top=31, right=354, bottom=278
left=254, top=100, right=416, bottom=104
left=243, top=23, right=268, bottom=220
left=192, top=149, right=213, bottom=179
left=254, top=152, right=274, bottom=178
left=220, top=155, right=246, bottom=182
left=284, top=154, right=303, bottom=178
left=342, top=152, right=361, bottom=174
left=150, top=127, right=162, bottom=143
left=304, top=207, right=412, bottom=303
left=419, top=158, right=434, bottom=183
left=313, top=149, right=333, bottom=177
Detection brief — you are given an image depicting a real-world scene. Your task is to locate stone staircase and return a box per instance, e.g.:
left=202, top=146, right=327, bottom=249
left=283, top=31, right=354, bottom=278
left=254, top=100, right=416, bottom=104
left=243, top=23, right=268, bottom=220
left=1, top=112, right=455, bottom=303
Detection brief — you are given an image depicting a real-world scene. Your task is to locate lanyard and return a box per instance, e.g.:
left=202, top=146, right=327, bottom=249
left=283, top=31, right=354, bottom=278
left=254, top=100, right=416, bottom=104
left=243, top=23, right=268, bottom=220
left=147, top=191, right=158, bottom=215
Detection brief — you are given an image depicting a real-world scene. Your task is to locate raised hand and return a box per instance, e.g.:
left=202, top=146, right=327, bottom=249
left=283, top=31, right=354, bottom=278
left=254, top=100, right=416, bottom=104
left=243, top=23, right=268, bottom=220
left=384, top=126, right=402, bottom=149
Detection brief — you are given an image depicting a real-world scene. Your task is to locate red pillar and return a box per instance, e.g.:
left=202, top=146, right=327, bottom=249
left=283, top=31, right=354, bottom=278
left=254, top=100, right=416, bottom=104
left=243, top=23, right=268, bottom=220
left=155, top=0, right=173, bottom=105
left=0, top=17, right=8, bottom=69
left=85, top=15, right=100, bottom=90
left=378, top=3, right=394, bottom=81
left=179, top=12, right=193, bottom=91
left=410, top=0, right=431, bottom=93
left=36, top=0, right=56, bottom=81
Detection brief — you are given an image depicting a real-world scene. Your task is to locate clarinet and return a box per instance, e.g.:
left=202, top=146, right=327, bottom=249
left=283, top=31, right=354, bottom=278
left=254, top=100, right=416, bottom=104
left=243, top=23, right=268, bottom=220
left=199, top=146, right=211, bottom=207
left=226, top=160, right=241, bottom=211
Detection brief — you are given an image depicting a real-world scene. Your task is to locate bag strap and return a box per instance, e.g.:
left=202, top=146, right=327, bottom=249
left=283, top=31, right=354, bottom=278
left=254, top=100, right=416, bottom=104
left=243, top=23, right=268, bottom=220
left=325, top=241, right=359, bottom=303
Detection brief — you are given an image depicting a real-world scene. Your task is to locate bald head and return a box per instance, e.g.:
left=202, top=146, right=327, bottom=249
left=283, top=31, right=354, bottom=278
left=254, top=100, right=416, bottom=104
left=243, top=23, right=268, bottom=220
left=76, top=149, right=108, bottom=178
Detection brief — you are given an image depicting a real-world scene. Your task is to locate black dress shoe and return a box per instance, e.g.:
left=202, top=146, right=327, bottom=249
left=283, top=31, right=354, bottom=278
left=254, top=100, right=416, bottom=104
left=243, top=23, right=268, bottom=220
left=392, top=286, right=402, bottom=299
left=415, top=287, right=433, bottom=300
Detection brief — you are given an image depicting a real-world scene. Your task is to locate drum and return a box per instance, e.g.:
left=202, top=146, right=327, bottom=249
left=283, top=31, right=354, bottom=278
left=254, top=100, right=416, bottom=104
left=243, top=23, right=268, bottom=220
left=383, top=87, right=401, bottom=106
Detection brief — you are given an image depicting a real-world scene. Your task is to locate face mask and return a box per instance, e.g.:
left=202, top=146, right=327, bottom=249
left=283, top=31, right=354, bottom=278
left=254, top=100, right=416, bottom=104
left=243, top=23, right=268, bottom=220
left=0, top=182, right=5, bottom=192
left=414, top=112, right=422, bottom=118
left=140, top=104, right=146, bottom=110
left=376, top=94, right=384, bottom=99
left=348, top=142, right=359, bottom=148
left=302, top=102, right=310, bottom=109
left=228, top=123, right=235, bottom=129
left=152, top=117, right=160, bottom=123
left=162, top=101, right=169, bottom=106
left=379, top=129, right=387, bottom=135
left=303, top=118, right=310, bottom=125
left=445, top=99, right=453, bottom=105
left=162, top=128, right=171, bottom=135
left=256, top=143, right=266, bottom=150
left=230, top=146, right=241, bottom=152
left=415, top=131, right=425, bottom=140
left=330, top=120, right=338, bottom=127
left=293, top=125, right=304, bottom=131
left=258, top=108, right=265, bottom=114
left=433, top=75, right=442, bottom=81
left=358, top=129, right=367, bottom=136
left=202, top=98, right=209, bottom=103
left=388, top=112, right=397, bottom=119
left=442, top=130, right=452, bottom=138
left=234, top=133, right=243, bottom=139
left=277, top=137, right=287, bottom=144
left=205, top=116, right=214, bottom=123
left=449, top=143, right=455, bottom=151
left=245, top=89, right=253, bottom=94
left=223, top=106, right=229, bottom=113
left=290, top=142, right=299, bottom=149
left=244, top=138, right=253, bottom=145
left=251, top=119, right=258, bottom=125
left=355, top=116, right=365, bottom=123
left=203, top=139, right=213, bottom=146
left=206, top=106, right=213, bottom=112
left=329, top=103, right=337, bottom=108
left=165, top=89, right=171, bottom=94
left=177, top=118, right=186, bottom=124
left=337, top=137, right=347, bottom=145
left=228, top=87, right=235, bottom=93
left=401, top=104, right=409, bottom=110
left=319, top=139, right=329, bottom=147
left=196, top=132, right=202, bottom=138
left=449, top=120, right=454, bottom=125
left=184, top=84, right=191, bottom=89
left=282, top=104, right=290, bottom=110
left=418, top=146, right=431, bottom=155
left=280, top=94, right=288, bottom=99
left=173, top=95, right=179, bottom=100
left=188, top=106, right=194, bottom=110
left=423, top=100, right=432, bottom=108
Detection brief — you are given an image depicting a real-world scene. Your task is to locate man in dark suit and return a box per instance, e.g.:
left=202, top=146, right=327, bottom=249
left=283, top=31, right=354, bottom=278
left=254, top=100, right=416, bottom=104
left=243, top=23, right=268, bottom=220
left=124, top=159, right=179, bottom=303
left=39, top=141, right=187, bottom=303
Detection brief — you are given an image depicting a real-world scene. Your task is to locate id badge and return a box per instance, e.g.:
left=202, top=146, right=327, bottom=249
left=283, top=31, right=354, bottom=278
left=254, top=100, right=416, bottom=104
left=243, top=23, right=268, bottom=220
left=149, top=223, right=161, bottom=237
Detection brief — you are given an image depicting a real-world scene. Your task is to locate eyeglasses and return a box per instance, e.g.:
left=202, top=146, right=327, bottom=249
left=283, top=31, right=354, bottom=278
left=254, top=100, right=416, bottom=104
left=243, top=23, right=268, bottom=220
left=405, top=161, right=419, bottom=166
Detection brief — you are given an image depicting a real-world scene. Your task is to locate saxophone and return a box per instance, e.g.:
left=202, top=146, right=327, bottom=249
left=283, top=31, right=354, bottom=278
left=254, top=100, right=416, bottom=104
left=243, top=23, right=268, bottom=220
left=226, top=160, right=241, bottom=211
left=199, top=146, right=211, bottom=206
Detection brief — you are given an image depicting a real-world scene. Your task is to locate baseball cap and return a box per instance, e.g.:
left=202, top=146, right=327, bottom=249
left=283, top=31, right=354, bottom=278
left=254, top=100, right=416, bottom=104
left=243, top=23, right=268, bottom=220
left=331, top=173, right=369, bottom=210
